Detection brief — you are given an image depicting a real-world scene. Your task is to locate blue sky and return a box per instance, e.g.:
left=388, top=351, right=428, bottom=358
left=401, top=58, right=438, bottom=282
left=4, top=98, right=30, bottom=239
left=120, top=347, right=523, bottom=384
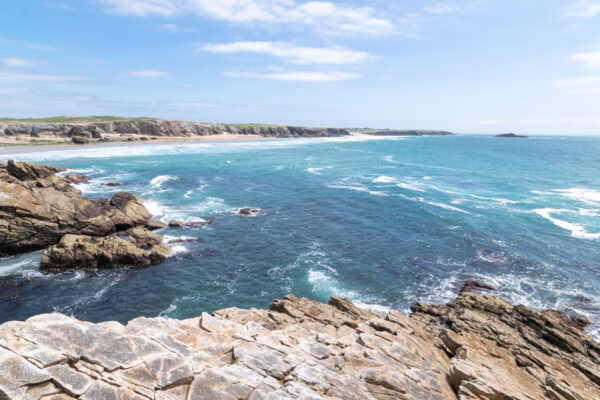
left=1, top=0, right=600, bottom=134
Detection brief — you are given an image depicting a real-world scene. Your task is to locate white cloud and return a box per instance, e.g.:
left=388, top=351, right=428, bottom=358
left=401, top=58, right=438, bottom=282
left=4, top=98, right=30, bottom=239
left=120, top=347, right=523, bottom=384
left=100, top=0, right=394, bottom=36
left=0, top=71, right=86, bottom=82
left=125, top=69, right=170, bottom=77
left=225, top=70, right=359, bottom=82
left=571, top=51, right=600, bottom=69
left=563, top=1, right=600, bottom=18
left=0, top=58, right=36, bottom=68
left=553, top=76, right=600, bottom=94
left=0, top=37, right=57, bottom=51
left=424, top=3, right=456, bottom=15
left=199, top=41, right=373, bottom=65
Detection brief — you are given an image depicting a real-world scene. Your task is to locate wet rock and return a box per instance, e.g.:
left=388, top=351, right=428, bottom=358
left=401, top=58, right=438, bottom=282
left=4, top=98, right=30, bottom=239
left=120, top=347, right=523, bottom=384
left=165, top=236, right=204, bottom=244
left=127, top=227, right=163, bottom=249
left=39, top=234, right=157, bottom=270
left=459, top=280, right=496, bottom=293
left=145, top=220, right=167, bottom=230
left=237, top=208, right=262, bottom=216
left=150, top=244, right=171, bottom=263
left=101, top=182, right=122, bottom=187
left=168, top=220, right=184, bottom=228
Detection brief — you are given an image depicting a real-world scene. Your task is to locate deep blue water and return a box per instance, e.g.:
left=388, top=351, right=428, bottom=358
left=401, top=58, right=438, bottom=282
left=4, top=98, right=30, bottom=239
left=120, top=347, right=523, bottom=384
left=1, top=136, right=599, bottom=339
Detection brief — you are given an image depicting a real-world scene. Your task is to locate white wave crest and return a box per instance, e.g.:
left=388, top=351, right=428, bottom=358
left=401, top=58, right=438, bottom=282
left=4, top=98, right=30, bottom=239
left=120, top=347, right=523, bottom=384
left=373, top=175, right=396, bottom=183
left=150, top=175, right=177, bottom=189
left=534, top=208, right=600, bottom=239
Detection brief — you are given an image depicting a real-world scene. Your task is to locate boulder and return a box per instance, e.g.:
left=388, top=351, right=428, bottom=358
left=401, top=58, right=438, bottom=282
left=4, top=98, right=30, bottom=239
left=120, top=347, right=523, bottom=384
left=237, top=208, right=262, bottom=216
left=127, top=227, right=163, bottom=249
left=71, top=136, right=89, bottom=144
left=459, top=280, right=496, bottom=293
left=168, top=220, right=184, bottom=228
left=145, top=220, right=167, bottom=230
left=102, top=182, right=122, bottom=187
left=39, top=234, right=156, bottom=270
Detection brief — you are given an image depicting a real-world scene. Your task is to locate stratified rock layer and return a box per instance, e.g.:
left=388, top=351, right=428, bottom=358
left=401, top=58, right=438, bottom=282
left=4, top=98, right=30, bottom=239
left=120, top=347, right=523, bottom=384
left=0, top=120, right=350, bottom=139
left=0, top=160, right=152, bottom=256
left=0, top=293, right=598, bottom=399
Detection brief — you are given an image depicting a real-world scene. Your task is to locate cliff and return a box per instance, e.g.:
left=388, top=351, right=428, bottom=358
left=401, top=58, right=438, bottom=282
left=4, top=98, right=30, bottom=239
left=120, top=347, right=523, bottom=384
left=0, top=292, right=598, bottom=399
left=0, top=119, right=350, bottom=140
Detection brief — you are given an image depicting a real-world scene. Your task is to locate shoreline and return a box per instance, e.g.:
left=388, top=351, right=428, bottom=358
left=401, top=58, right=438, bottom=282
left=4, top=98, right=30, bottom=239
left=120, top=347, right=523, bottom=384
left=0, top=134, right=267, bottom=155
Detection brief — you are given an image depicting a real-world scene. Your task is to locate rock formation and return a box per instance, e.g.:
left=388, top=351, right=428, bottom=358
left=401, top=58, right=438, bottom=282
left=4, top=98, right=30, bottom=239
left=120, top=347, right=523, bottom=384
left=39, top=234, right=170, bottom=270
left=0, top=160, right=152, bottom=256
left=0, top=119, right=350, bottom=141
left=495, top=133, right=528, bottom=138
left=0, top=293, right=597, bottom=399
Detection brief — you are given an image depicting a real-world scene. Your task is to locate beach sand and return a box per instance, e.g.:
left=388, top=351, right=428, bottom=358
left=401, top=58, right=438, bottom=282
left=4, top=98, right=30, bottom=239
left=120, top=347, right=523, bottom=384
left=0, top=134, right=265, bottom=156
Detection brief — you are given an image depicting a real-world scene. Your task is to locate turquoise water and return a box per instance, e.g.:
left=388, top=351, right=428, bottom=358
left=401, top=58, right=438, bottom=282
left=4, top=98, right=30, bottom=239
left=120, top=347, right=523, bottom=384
left=1, top=136, right=599, bottom=339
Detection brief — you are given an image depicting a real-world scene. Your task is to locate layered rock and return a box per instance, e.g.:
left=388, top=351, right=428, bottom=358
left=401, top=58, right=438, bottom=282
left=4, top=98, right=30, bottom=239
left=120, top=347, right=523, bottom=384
left=0, top=160, right=151, bottom=256
left=39, top=234, right=170, bottom=270
left=0, top=119, right=350, bottom=140
left=411, top=292, right=600, bottom=399
left=0, top=293, right=598, bottom=399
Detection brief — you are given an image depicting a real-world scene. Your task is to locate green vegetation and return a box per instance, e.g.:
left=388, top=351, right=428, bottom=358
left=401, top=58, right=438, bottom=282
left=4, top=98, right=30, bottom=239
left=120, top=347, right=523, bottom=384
left=0, top=116, right=155, bottom=123
left=226, top=123, right=282, bottom=129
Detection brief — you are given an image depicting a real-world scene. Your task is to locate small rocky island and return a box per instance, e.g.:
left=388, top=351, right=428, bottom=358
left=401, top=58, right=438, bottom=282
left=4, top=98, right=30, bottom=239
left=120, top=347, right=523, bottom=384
left=496, top=133, right=528, bottom=138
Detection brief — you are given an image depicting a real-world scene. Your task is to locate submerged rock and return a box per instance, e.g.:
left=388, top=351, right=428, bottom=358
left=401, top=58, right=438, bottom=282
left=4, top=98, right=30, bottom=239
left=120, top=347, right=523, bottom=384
left=39, top=234, right=168, bottom=270
left=0, top=293, right=597, bottom=399
left=237, top=207, right=262, bottom=216
left=0, top=160, right=151, bottom=256
left=459, top=280, right=496, bottom=293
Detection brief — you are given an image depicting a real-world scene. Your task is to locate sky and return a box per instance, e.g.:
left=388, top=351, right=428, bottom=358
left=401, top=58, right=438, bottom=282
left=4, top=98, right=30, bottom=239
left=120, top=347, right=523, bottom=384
left=1, top=0, right=600, bottom=135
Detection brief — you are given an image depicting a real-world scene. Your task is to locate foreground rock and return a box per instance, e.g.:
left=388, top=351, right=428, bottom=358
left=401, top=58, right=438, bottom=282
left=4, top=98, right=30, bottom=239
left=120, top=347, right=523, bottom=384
left=0, top=160, right=152, bottom=256
left=39, top=234, right=170, bottom=270
left=0, top=293, right=598, bottom=400
left=411, top=292, right=600, bottom=399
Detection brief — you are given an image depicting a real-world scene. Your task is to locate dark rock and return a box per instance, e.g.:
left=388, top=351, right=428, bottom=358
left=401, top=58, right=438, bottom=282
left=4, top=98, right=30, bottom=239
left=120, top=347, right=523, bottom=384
left=102, top=182, right=122, bottom=187
left=71, top=136, right=89, bottom=144
left=238, top=208, right=262, bottom=216
left=68, top=126, right=92, bottom=138
left=145, top=220, right=167, bottom=231
left=166, top=237, right=204, bottom=244
left=496, top=133, right=528, bottom=138
left=168, top=220, right=184, bottom=228
left=459, top=280, right=496, bottom=293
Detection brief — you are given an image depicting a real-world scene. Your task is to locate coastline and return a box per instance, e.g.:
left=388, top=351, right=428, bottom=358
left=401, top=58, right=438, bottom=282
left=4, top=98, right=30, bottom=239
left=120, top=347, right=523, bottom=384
left=0, top=134, right=266, bottom=155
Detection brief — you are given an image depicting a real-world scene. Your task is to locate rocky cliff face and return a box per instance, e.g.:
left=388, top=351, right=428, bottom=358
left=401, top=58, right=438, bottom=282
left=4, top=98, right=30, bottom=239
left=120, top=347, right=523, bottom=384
left=0, top=160, right=151, bottom=256
left=0, top=120, right=350, bottom=139
left=0, top=293, right=597, bottom=400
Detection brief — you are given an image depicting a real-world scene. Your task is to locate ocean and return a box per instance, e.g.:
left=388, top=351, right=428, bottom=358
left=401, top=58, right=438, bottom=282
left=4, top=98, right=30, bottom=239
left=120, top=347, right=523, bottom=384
left=1, top=135, right=599, bottom=340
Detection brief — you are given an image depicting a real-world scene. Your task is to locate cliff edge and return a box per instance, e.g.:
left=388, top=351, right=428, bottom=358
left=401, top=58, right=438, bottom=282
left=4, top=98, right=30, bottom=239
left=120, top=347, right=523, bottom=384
left=0, top=292, right=597, bottom=399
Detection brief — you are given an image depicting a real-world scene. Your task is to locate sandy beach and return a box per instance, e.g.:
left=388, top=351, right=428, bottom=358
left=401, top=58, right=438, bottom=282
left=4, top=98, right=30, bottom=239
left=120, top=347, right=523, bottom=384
left=0, top=134, right=265, bottom=156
